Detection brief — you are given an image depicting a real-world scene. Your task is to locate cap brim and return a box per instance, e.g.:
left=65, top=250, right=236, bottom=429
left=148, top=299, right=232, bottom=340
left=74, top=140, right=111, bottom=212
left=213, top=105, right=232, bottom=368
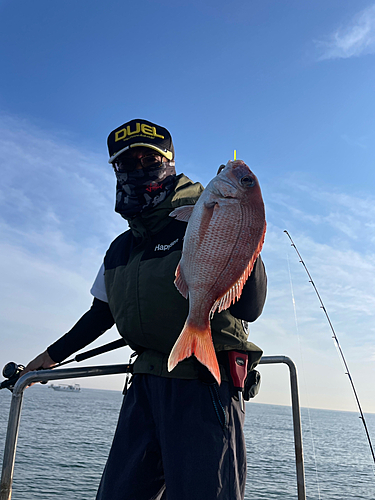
left=108, top=143, right=173, bottom=163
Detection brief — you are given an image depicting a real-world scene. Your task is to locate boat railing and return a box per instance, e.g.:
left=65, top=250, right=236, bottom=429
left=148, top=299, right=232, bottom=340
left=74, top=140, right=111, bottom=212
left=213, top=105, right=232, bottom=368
left=0, top=356, right=305, bottom=500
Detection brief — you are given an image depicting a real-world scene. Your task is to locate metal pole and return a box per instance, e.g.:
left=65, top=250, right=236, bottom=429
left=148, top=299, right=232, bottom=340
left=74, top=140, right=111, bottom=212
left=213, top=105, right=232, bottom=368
left=0, top=391, right=24, bottom=500
left=0, top=364, right=130, bottom=500
left=1, top=358, right=305, bottom=500
left=259, top=356, right=306, bottom=500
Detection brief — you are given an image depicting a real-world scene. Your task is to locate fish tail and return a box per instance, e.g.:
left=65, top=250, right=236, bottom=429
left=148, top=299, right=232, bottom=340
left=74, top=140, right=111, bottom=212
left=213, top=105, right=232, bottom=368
left=168, top=323, right=221, bottom=385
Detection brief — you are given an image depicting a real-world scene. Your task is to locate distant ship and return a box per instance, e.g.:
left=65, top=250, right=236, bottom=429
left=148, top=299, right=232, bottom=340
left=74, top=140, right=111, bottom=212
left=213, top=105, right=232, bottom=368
left=48, top=383, right=80, bottom=392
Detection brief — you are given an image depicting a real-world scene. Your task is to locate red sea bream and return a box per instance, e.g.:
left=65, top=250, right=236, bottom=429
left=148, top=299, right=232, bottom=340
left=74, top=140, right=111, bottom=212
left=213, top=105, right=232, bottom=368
left=167, top=160, right=266, bottom=384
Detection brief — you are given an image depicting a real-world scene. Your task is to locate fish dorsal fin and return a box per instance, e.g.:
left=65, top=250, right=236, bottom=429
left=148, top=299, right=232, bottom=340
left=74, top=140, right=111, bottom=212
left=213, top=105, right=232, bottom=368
left=210, top=223, right=267, bottom=316
left=169, top=205, right=195, bottom=222
left=174, top=262, right=189, bottom=298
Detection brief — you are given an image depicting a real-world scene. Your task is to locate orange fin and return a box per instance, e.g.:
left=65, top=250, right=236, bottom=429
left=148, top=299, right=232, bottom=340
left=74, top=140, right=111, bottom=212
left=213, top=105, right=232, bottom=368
left=169, top=205, right=195, bottom=222
left=211, top=222, right=267, bottom=316
left=168, top=323, right=221, bottom=384
left=174, top=262, right=189, bottom=298
left=210, top=276, right=246, bottom=317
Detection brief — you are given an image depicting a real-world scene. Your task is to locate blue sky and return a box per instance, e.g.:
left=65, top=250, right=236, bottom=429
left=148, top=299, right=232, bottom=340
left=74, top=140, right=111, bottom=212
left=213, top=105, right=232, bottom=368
left=1, top=0, right=375, bottom=425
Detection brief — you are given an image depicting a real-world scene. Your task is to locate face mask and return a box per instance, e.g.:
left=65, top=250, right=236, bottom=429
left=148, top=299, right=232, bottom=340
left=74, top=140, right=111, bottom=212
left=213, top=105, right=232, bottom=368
left=114, top=162, right=176, bottom=218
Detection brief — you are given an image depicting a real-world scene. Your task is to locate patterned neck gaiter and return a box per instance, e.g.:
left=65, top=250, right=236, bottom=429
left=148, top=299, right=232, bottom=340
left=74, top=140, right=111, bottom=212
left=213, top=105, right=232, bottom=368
left=114, top=162, right=177, bottom=219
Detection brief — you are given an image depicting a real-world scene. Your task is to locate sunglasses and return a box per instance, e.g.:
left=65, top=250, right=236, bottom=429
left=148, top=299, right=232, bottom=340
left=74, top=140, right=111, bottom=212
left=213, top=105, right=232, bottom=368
left=113, top=153, right=164, bottom=173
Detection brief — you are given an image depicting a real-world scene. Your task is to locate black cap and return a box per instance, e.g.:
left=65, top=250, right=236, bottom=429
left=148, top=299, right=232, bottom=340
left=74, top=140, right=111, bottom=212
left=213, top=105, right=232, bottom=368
left=107, top=119, right=174, bottom=163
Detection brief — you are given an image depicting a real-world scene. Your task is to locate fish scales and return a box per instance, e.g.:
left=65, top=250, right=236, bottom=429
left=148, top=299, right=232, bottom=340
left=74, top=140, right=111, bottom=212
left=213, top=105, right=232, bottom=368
left=168, top=160, right=266, bottom=384
left=182, top=204, right=256, bottom=309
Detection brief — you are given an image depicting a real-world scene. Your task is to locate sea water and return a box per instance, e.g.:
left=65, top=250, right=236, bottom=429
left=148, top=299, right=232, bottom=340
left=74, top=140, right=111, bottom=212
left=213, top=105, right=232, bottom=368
left=0, top=385, right=374, bottom=499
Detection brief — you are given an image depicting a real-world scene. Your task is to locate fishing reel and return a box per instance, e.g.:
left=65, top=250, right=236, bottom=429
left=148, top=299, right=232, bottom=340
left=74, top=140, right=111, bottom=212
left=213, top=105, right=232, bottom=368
left=0, top=362, right=25, bottom=392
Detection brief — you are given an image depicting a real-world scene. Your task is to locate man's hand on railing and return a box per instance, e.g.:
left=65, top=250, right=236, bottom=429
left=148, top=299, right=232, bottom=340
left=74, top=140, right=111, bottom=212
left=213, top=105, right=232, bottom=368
left=22, top=350, right=57, bottom=386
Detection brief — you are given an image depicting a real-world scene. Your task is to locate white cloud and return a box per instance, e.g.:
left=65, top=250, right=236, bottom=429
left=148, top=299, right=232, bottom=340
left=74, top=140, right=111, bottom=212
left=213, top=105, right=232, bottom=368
left=270, top=175, right=375, bottom=248
left=341, top=134, right=368, bottom=149
left=259, top=177, right=375, bottom=397
left=0, top=115, right=127, bottom=379
left=315, top=4, right=375, bottom=60
left=0, top=114, right=126, bottom=266
left=256, top=224, right=375, bottom=412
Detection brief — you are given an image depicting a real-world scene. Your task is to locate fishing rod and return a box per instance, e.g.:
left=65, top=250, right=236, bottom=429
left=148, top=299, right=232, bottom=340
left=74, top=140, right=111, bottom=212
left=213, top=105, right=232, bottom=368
left=0, top=338, right=127, bottom=391
left=284, top=230, right=375, bottom=468
left=56, top=338, right=126, bottom=367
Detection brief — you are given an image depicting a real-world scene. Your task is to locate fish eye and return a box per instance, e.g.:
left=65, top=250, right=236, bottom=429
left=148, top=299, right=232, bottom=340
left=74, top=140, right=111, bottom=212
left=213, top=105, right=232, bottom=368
left=240, top=176, right=255, bottom=187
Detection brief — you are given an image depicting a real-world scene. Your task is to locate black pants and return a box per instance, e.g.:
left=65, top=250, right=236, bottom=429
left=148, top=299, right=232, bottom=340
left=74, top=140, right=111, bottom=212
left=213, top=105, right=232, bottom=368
left=96, top=374, right=246, bottom=500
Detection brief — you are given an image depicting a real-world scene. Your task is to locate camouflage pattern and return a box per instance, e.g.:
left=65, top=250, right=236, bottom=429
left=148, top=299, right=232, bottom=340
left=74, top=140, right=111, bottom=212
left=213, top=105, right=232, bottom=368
left=115, top=161, right=176, bottom=218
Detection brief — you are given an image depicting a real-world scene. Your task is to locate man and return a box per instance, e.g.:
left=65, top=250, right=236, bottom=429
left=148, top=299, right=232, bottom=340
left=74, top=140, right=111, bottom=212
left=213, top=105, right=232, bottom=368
left=24, top=119, right=267, bottom=500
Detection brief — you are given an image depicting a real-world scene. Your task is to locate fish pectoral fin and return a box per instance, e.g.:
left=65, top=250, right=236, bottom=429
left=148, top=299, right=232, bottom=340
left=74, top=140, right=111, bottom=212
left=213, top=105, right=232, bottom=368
left=197, top=201, right=217, bottom=242
left=168, top=324, right=221, bottom=385
left=169, top=205, right=195, bottom=222
left=174, top=262, right=189, bottom=298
